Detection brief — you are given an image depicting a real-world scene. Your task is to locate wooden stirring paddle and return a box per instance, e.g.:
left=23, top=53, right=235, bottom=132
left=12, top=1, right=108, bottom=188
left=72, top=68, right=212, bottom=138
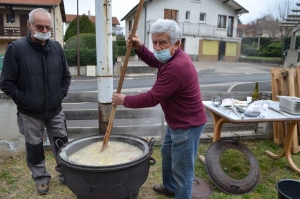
left=101, top=0, right=145, bottom=152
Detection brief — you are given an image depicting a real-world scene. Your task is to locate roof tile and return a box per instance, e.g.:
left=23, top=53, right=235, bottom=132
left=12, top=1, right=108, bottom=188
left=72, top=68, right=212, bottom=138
left=66, top=14, right=120, bottom=25
left=0, top=0, right=61, bottom=6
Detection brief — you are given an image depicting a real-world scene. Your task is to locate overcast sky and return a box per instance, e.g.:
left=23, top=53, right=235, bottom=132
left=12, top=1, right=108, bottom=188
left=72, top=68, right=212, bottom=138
left=63, top=0, right=274, bottom=27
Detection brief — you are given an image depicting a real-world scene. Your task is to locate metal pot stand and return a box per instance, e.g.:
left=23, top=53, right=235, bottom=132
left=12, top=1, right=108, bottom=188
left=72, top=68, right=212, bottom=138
left=205, top=140, right=260, bottom=195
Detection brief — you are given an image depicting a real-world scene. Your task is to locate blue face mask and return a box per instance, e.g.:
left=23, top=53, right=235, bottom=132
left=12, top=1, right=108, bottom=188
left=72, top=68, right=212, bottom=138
left=153, top=45, right=173, bottom=63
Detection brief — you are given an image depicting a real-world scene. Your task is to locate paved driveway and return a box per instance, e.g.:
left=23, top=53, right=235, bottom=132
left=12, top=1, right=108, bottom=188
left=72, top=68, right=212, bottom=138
left=193, top=61, right=279, bottom=75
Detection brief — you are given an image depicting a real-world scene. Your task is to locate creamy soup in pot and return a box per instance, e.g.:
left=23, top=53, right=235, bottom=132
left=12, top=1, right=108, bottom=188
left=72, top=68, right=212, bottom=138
left=68, top=141, right=143, bottom=166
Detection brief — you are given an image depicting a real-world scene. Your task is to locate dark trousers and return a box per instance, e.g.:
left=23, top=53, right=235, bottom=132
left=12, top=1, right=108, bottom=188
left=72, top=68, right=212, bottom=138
left=17, top=111, right=68, bottom=185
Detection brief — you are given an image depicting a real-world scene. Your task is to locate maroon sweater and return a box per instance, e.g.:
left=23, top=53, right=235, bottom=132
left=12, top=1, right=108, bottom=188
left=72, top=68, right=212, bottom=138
left=123, top=45, right=207, bottom=129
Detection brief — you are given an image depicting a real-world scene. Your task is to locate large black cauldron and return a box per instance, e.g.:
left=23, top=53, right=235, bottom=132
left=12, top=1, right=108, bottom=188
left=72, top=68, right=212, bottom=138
left=57, top=134, right=155, bottom=199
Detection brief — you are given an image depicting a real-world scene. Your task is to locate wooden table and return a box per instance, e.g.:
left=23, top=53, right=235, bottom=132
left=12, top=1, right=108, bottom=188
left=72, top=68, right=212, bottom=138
left=202, top=101, right=300, bottom=174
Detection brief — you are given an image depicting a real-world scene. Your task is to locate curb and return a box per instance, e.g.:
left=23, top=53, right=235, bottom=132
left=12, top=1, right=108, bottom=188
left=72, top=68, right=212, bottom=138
left=71, top=73, right=156, bottom=83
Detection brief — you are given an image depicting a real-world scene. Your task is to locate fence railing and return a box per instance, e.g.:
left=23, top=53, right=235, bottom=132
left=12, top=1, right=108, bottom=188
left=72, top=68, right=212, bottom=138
left=0, top=27, right=29, bottom=37
left=146, top=20, right=239, bottom=38
left=0, top=27, right=55, bottom=38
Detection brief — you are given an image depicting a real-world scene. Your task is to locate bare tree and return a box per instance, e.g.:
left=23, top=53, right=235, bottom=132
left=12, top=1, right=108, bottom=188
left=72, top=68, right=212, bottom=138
left=258, top=14, right=281, bottom=38
left=267, top=0, right=298, bottom=39
left=271, top=0, right=297, bottom=21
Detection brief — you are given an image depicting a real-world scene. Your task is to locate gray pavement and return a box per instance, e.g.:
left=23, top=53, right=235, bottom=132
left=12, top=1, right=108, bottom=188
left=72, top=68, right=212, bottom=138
left=193, top=60, right=276, bottom=75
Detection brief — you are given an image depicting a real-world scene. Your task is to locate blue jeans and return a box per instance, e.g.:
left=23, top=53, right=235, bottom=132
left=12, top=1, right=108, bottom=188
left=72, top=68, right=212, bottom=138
left=161, top=124, right=205, bottom=199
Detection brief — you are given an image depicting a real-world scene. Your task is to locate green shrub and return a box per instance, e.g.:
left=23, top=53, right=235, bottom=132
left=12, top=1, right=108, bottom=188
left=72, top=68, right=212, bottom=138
left=242, top=37, right=257, bottom=45
left=258, top=42, right=283, bottom=57
left=245, top=47, right=258, bottom=56
left=64, top=38, right=135, bottom=66
left=241, top=44, right=250, bottom=54
left=64, top=36, right=120, bottom=65
left=64, top=48, right=96, bottom=66
left=64, top=34, right=96, bottom=49
left=118, top=46, right=135, bottom=56
left=64, top=14, right=96, bottom=42
left=116, top=40, right=126, bottom=46
left=242, top=37, right=283, bottom=57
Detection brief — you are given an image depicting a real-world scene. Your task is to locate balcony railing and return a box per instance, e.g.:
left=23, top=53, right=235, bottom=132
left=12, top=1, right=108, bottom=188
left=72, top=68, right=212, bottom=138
left=0, top=27, right=29, bottom=37
left=146, top=20, right=239, bottom=38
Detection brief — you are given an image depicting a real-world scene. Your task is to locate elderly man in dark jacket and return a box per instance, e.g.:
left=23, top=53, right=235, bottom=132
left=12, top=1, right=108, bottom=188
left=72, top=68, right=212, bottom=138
left=0, top=8, right=71, bottom=195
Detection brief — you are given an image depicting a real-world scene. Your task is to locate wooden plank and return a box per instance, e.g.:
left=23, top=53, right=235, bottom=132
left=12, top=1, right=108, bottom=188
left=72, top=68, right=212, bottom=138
left=295, top=67, right=300, bottom=145
left=293, top=67, right=300, bottom=153
left=271, top=68, right=282, bottom=144
left=280, top=69, right=289, bottom=96
left=295, top=66, right=300, bottom=97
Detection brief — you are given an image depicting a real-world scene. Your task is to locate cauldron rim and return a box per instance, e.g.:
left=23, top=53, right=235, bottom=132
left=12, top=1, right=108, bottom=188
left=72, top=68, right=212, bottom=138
left=57, top=134, right=153, bottom=172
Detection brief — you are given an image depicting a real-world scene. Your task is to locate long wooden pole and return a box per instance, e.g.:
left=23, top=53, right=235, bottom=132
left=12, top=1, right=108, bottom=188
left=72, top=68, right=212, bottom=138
left=101, top=0, right=145, bottom=151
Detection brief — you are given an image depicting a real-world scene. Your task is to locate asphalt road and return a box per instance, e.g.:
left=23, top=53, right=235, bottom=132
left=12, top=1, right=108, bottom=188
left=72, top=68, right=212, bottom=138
left=68, top=60, right=275, bottom=93
left=69, top=72, right=271, bottom=93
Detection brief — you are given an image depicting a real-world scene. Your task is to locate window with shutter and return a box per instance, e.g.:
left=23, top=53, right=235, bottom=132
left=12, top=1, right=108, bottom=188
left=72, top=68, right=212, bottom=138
left=164, top=9, right=178, bottom=22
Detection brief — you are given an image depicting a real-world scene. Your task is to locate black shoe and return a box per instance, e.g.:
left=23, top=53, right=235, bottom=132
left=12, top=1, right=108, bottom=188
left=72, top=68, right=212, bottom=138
left=153, top=184, right=175, bottom=197
left=37, top=182, right=49, bottom=195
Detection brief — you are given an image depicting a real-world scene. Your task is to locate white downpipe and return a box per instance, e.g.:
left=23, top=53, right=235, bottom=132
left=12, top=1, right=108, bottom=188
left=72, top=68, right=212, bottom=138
left=95, top=0, right=113, bottom=103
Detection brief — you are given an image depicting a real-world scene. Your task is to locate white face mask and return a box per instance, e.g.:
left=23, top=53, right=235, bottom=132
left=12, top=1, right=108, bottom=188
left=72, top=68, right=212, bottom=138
left=153, top=45, right=173, bottom=63
left=32, top=30, right=51, bottom=41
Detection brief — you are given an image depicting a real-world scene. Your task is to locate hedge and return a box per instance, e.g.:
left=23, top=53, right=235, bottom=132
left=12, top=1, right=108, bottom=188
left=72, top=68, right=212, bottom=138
left=64, top=34, right=97, bottom=49
left=241, top=37, right=277, bottom=50
left=241, top=37, right=283, bottom=57
left=64, top=38, right=135, bottom=66
left=283, top=35, right=300, bottom=52
left=116, top=40, right=126, bottom=46
left=118, top=46, right=136, bottom=56
left=258, top=43, right=283, bottom=57
left=64, top=48, right=97, bottom=66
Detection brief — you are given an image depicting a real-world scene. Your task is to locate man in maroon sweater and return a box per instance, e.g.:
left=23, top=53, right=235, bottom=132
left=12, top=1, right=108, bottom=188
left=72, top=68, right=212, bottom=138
left=112, top=19, right=207, bottom=199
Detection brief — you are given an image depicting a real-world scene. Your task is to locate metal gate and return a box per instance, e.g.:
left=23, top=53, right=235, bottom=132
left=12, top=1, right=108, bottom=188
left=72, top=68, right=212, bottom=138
left=218, top=41, right=226, bottom=61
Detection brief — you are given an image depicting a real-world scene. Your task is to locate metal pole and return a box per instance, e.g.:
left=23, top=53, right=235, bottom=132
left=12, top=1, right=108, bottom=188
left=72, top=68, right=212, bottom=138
left=96, top=0, right=113, bottom=134
left=77, top=0, right=80, bottom=76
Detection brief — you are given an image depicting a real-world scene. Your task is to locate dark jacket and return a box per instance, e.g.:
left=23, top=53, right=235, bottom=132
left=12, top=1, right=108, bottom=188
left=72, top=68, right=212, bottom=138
left=0, top=34, right=71, bottom=119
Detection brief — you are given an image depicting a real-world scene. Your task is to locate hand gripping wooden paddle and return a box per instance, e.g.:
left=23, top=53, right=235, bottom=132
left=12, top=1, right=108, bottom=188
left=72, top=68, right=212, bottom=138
left=101, top=0, right=145, bottom=152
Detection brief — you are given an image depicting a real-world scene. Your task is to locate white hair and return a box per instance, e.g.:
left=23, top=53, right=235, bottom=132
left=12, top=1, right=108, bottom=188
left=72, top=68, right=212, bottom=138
left=28, top=8, right=51, bottom=24
left=151, top=19, right=182, bottom=44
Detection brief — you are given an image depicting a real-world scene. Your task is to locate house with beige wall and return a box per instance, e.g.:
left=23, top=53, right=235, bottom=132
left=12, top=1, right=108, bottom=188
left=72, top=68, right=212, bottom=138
left=121, top=0, right=248, bottom=62
left=0, top=0, right=66, bottom=55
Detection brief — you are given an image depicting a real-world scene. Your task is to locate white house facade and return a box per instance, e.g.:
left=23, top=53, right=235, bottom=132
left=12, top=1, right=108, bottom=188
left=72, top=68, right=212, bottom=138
left=121, top=0, right=248, bottom=61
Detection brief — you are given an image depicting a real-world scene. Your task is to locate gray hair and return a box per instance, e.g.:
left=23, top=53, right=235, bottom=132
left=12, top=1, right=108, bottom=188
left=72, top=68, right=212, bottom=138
left=28, top=8, right=51, bottom=24
left=151, top=19, right=182, bottom=44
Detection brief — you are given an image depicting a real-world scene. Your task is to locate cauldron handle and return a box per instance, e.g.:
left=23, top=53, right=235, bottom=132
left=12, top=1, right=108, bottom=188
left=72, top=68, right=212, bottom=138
left=55, top=139, right=65, bottom=150
left=149, top=157, right=156, bottom=166
left=148, top=137, right=155, bottom=148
